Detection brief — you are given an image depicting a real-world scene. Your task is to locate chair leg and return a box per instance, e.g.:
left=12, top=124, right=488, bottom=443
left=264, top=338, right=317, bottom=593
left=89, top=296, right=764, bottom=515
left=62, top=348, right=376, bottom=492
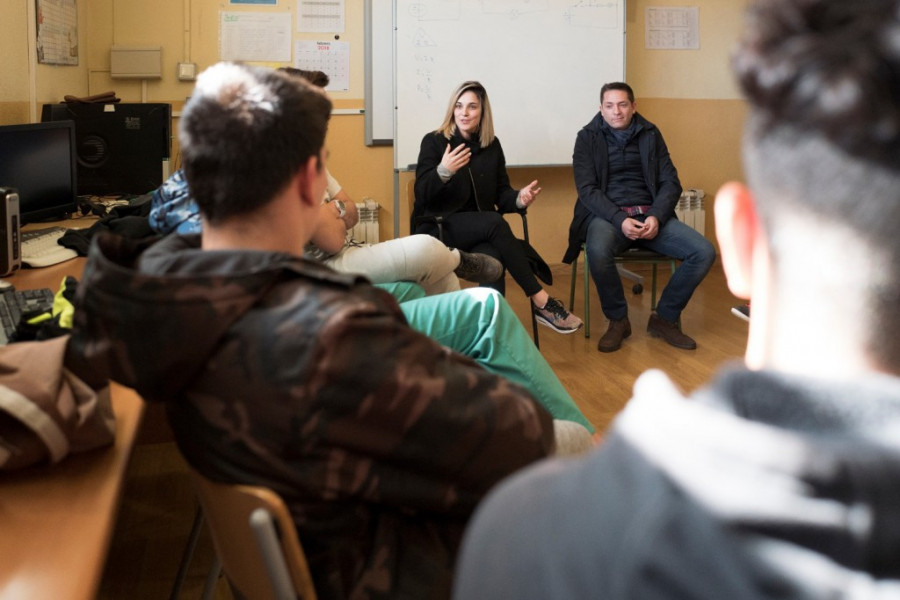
left=568, top=256, right=578, bottom=312
left=169, top=506, right=205, bottom=600
left=567, top=250, right=592, bottom=339
left=201, top=556, right=222, bottom=600
left=583, top=249, right=591, bottom=339
left=531, top=309, right=540, bottom=349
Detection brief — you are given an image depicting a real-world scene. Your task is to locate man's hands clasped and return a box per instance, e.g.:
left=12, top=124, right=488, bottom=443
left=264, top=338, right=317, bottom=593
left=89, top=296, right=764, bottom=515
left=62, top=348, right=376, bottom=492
left=622, top=216, right=659, bottom=240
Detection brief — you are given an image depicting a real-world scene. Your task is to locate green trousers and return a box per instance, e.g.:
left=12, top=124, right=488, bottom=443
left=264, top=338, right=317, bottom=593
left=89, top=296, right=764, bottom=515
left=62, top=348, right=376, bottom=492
left=378, top=282, right=593, bottom=432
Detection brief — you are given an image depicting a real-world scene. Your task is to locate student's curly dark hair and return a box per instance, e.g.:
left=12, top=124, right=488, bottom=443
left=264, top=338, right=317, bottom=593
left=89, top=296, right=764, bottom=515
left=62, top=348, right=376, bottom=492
left=734, top=0, right=900, bottom=168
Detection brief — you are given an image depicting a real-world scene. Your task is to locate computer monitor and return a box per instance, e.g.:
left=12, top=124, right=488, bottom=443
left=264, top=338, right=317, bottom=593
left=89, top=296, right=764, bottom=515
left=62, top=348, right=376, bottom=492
left=0, top=121, right=78, bottom=224
left=41, top=102, right=171, bottom=196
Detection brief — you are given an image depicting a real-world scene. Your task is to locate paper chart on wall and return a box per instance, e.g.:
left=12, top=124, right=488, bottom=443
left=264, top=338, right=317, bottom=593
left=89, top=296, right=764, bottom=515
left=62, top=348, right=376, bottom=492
left=298, top=0, right=345, bottom=33
left=36, top=0, right=79, bottom=65
left=219, top=11, right=292, bottom=62
left=645, top=6, right=700, bottom=50
left=294, top=40, right=350, bottom=91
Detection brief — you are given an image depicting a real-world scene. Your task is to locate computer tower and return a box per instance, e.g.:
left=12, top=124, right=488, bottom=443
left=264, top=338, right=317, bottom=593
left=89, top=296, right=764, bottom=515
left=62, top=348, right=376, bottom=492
left=0, top=188, right=21, bottom=277
left=41, top=102, right=171, bottom=196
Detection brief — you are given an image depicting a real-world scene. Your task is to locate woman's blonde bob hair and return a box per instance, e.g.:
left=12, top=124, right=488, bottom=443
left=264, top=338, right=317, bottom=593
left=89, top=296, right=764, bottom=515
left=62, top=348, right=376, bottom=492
left=435, top=81, right=495, bottom=148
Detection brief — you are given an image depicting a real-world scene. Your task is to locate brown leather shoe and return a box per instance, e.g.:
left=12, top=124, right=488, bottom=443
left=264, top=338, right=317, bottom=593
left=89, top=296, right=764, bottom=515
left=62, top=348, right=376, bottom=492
left=597, top=317, right=631, bottom=352
left=647, top=313, right=697, bottom=349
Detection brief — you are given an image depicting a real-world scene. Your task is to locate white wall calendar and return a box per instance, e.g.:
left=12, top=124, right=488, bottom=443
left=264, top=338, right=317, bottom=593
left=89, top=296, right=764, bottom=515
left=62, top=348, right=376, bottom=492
left=294, top=40, right=350, bottom=91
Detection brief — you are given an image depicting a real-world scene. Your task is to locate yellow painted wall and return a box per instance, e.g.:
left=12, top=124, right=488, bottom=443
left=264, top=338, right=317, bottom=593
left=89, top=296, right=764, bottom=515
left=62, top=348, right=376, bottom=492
left=1, top=0, right=89, bottom=123
left=4, top=0, right=751, bottom=262
left=626, top=0, right=749, bottom=100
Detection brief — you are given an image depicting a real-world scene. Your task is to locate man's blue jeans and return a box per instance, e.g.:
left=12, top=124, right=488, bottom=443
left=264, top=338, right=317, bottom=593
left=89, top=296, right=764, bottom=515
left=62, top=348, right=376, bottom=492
left=585, top=217, right=715, bottom=323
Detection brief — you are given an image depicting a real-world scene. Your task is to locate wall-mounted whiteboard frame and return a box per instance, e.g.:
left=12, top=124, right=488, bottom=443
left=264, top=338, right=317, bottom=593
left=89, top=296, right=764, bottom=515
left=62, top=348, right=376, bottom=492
left=393, top=0, right=625, bottom=170
left=364, top=0, right=394, bottom=146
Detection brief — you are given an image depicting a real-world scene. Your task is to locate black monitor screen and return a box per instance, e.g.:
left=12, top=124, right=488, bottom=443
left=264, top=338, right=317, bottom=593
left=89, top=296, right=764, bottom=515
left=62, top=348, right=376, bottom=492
left=42, top=102, right=171, bottom=196
left=0, top=121, right=77, bottom=224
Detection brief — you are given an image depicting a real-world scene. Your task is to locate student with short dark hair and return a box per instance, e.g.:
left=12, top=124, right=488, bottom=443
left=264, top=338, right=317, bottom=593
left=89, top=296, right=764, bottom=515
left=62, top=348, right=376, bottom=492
left=453, top=0, right=900, bottom=596
left=70, top=63, right=577, bottom=599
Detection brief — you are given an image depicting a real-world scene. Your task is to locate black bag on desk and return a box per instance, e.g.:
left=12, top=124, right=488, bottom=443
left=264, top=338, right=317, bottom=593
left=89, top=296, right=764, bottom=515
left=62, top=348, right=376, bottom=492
left=0, top=335, right=115, bottom=470
left=58, top=193, right=156, bottom=257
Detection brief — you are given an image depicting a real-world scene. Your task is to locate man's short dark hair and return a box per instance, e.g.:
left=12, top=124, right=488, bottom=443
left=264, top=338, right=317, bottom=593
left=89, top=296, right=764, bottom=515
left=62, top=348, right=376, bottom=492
left=600, top=82, right=634, bottom=104
left=278, top=66, right=330, bottom=88
left=734, top=0, right=900, bottom=368
left=179, top=63, right=333, bottom=224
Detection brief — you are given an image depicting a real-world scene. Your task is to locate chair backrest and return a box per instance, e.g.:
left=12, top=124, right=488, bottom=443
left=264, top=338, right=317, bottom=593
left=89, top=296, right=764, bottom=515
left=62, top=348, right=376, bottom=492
left=189, top=470, right=318, bottom=600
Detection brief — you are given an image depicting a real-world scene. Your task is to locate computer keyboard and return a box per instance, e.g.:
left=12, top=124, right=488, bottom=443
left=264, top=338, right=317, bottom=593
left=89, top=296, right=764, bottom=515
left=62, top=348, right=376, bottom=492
left=21, top=226, right=79, bottom=268
left=0, top=287, right=55, bottom=345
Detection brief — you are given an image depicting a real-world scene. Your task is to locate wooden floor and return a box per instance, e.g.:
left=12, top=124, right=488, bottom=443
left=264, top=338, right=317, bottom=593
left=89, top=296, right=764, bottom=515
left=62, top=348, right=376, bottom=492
left=98, top=259, right=748, bottom=599
left=507, top=259, right=748, bottom=432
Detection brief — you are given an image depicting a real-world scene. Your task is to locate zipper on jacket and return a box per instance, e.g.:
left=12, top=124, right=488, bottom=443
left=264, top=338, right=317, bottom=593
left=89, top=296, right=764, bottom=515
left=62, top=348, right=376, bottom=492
left=468, top=168, right=483, bottom=211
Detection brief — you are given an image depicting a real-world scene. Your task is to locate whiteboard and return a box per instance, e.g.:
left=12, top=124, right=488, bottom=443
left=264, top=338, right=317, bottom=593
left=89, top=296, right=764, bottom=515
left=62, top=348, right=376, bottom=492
left=393, top=0, right=625, bottom=170
left=365, top=0, right=394, bottom=145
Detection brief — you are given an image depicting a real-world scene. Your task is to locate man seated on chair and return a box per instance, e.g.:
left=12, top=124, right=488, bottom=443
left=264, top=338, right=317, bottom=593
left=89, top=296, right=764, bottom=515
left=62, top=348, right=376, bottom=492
left=68, top=63, right=579, bottom=599
left=564, top=82, right=716, bottom=352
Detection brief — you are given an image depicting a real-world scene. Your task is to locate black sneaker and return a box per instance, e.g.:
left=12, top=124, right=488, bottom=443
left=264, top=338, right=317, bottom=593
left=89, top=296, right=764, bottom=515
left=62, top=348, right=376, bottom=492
left=454, top=250, right=504, bottom=283
left=533, top=296, right=584, bottom=334
left=731, top=304, right=750, bottom=322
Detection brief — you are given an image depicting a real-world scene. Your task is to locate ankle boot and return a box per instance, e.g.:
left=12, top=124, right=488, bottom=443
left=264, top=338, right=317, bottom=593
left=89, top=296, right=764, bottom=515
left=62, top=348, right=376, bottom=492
left=597, top=317, right=631, bottom=352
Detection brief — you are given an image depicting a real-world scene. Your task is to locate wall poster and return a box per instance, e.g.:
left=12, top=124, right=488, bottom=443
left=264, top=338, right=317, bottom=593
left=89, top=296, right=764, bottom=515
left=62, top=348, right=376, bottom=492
left=36, top=0, right=79, bottom=65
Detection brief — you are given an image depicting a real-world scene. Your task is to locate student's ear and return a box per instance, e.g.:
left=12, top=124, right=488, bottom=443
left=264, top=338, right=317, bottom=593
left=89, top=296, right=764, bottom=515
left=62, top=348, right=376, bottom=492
left=714, top=182, right=760, bottom=299
left=296, top=155, right=322, bottom=208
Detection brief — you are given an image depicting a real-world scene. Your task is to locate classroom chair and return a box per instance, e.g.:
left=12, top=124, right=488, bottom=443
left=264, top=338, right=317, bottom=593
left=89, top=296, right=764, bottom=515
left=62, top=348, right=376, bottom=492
left=408, top=181, right=542, bottom=349
left=188, top=470, right=318, bottom=600
left=568, top=244, right=678, bottom=339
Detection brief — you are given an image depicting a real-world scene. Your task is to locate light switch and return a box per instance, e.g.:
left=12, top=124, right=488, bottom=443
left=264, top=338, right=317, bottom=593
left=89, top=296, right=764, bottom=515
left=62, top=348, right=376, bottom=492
left=177, top=62, right=197, bottom=82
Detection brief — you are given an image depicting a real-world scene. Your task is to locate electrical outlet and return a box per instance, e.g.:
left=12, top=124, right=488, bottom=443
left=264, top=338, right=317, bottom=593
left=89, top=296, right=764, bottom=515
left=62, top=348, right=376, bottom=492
left=177, top=62, right=197, bottom=81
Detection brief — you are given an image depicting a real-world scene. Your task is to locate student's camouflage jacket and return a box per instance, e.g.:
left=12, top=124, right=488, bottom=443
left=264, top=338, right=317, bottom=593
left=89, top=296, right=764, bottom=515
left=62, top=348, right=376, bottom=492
left=68, top=232, right=554, bottom=600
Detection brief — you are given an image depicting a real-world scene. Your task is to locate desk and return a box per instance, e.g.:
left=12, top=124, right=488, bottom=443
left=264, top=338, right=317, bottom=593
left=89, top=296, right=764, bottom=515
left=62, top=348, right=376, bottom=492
left=0, top=383, right=144, bottom=600
left=0, top=226, right=147, bottom=600
left=6, top=217, right=97, bottom=290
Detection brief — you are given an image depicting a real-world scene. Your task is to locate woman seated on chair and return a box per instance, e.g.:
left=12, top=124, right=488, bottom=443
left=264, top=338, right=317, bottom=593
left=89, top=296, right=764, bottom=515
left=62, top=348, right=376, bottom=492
left=413, top=80, right=583, bottom=334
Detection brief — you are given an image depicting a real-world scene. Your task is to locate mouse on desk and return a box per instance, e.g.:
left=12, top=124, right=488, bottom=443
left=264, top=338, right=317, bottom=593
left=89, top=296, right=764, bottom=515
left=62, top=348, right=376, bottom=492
left=0, top=280, right=13, bottom=290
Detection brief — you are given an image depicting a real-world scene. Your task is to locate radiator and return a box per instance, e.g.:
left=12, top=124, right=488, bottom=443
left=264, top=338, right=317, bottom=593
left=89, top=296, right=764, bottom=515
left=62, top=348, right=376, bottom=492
left=675, top=188, right=705, bottom=236
left=349, top=199, right=380, bottom=243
